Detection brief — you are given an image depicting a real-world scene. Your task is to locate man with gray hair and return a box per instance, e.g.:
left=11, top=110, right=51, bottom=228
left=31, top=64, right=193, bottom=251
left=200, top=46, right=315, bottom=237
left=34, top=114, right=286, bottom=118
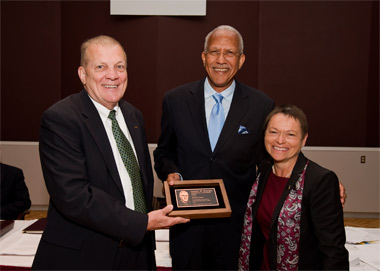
left=154, top=25, right=274, bottom=270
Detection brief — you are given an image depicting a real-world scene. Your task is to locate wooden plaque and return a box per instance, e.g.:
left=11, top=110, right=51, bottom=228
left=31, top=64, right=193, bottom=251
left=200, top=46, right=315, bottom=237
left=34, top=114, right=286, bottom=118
left=164, top=179, right=232, bottom=219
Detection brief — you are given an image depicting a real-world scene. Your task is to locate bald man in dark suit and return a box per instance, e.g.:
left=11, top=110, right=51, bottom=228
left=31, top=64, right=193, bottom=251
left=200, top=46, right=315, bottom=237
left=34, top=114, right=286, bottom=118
left=32, top=35, right=188, bottom=270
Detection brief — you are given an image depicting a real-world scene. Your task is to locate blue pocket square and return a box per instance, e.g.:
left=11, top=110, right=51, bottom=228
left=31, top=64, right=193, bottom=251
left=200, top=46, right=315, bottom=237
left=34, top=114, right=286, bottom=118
left=238, top=125, right=249, bottom=134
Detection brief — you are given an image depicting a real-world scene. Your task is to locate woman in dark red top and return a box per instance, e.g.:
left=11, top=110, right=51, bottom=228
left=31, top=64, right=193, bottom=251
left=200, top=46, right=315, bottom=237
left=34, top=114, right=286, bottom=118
left=238, top=105, right=348, bottom=270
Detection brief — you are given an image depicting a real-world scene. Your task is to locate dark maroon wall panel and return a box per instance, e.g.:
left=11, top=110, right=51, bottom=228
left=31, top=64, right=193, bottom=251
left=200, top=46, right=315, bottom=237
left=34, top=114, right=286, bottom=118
left=1, top=1, right=378, bottom=146
left=1, top=1, right=62, bottom=141
left=257, top=1, right=376, bottom=147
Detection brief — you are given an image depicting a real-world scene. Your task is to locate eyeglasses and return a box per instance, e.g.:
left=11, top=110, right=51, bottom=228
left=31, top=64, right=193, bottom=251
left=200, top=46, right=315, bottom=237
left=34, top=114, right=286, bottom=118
left=205, top=50, right=241, bottom=59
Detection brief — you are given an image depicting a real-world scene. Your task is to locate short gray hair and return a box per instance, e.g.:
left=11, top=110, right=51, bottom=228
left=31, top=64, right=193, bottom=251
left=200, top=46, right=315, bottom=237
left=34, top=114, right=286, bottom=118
left=204, top=25, right=244, bottom=54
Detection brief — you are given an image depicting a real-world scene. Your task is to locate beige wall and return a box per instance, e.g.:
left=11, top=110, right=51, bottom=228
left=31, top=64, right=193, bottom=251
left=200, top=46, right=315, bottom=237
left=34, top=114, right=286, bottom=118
left=0, top=142, right=48, bottom=207
left=1, top=142, right=378, bottom=214
left=0, top=142, right=164, bottom=208
left=302, top=147, right=379, bottom=214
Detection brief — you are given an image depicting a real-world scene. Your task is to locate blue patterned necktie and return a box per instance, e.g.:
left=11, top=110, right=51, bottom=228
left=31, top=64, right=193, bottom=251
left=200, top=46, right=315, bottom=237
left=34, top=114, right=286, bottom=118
left=208, top=93, right=225, bottom=151
left=108, top=110, right=147, bottom=213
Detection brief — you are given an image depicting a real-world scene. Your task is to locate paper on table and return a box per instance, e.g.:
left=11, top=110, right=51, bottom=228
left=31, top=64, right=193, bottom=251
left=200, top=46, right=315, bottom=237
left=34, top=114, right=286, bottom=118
left=155, top=241, right=171, bottom=267
left=154, top=229, right=171, bottom=267
left=0, top=254, right=35, bottom=267
left=357, top=243, right=380, bottom=270
left=0, top=220, right=36, bottom=241
left=345, top=227, right=380, bottom=271
left=346, top=227, right=380, bottom=244
left=155, top=229, right=169, bottom=242
left=0, top=220, right=41, bottom=256
left=350, top=260, right=379, bottom=271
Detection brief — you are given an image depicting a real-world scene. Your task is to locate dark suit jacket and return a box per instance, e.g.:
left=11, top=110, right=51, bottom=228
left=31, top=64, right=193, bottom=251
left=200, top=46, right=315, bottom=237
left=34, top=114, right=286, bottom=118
left=249, top=152, right=349, bottom=270
left=154, top=79, right=274, bottom=269
left=0, top=163, right=31, bottom=220
left=32, top=90, right=155, bottom=270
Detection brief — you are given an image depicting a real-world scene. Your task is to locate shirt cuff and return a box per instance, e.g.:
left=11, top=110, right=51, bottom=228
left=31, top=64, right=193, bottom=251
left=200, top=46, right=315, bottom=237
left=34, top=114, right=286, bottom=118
left=174, top=172, right=183, bottom=180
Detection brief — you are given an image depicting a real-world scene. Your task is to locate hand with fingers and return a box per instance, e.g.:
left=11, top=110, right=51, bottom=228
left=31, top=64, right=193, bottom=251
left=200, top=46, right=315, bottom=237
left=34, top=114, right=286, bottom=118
left=147, top=205, right=189, bottom=231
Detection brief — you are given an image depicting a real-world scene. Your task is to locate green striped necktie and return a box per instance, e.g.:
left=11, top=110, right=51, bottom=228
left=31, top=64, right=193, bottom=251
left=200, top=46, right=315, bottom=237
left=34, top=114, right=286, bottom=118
left=108, top=110, right=147, bottom=213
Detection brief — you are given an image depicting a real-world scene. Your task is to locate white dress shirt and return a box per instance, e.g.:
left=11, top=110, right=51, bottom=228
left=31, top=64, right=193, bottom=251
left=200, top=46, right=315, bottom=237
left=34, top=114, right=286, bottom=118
left=90, top=96, right=137, bottom=210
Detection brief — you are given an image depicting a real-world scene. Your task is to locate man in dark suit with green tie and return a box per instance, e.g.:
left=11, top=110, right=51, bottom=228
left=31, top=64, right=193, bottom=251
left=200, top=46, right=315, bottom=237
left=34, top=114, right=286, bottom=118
left=33, top=35, right=188, bottom=270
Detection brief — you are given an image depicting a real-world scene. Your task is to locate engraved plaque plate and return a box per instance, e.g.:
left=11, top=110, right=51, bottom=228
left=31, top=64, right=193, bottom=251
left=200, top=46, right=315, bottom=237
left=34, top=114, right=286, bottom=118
left=164, top=179, right=232, bottom=219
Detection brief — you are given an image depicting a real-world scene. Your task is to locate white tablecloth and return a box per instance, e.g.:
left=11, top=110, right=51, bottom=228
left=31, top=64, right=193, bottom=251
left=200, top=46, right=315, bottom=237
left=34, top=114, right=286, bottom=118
left=0, top=220, right=37, bottom=267
left=1, top=221, right=379, bottom=270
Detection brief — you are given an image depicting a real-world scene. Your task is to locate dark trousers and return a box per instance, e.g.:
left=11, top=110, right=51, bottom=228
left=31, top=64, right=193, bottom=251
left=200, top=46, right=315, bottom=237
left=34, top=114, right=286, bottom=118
left=114, top=236, right=156, bottom=270
left=171, top=223, right=227, bottom=270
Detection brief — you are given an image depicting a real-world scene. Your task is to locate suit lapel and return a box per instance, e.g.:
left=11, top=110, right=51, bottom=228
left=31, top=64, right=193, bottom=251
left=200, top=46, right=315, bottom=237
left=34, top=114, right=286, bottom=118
left=214, top=82, right=250, bottom=152
left=185, top=80, right=253, bottom=153
left=252, top=162, right=272, bottom=218
left=78, top=90, right=124, bottom=195
left=186, top=80, right=211, bottom=152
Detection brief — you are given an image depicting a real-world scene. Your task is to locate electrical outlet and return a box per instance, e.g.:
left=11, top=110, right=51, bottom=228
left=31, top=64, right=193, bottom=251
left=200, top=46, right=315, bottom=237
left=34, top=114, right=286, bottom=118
left=360, top=156, right=366, bottom=163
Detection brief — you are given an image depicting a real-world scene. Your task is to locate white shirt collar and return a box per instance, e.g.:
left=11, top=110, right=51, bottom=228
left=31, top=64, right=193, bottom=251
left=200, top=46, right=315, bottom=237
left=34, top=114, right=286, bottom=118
left=88, top=95, right=120, bottom=123
left=204, top=78, right=235, bottom=102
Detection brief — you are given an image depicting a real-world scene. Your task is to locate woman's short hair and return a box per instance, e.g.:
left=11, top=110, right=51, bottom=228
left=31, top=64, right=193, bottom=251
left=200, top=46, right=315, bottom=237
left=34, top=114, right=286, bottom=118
left=264, top=104, right=308, bottom=139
